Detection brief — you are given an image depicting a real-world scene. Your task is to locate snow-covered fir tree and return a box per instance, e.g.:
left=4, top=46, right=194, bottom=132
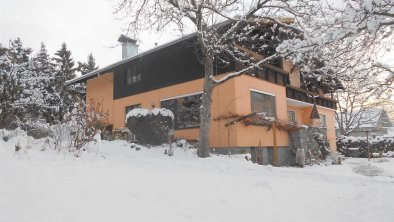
left=78, top=53, right=98, bottom=75
left=29, top=42, right=59, bottom=123
left=0, top=38, right=32, bottom=128
left=76, top=52, right=99, bottom=101
left=52, top=42, right=78, bottom=121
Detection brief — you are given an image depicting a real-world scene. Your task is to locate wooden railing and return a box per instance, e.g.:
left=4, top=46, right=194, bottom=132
left=286, top=85, right=337, bottom=109
left=247, top=65, right=290, bottom=86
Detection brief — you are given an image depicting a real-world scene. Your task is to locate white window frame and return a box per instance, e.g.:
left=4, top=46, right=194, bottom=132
left=250, top=89, right=276, bottom=118
left=287, top=110, right=296, bottom=123
left=319, top=114, right=327, bottom=128
left=160, top=91, right=203, bottom=102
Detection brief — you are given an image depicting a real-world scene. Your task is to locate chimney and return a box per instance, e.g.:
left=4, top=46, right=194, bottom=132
left=118, top=34, right=138, bottom=59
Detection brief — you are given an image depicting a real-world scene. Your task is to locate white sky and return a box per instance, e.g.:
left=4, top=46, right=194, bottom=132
left=0, top=0, right=393, bottom=71
left=0, top=0, right=182, bottom=68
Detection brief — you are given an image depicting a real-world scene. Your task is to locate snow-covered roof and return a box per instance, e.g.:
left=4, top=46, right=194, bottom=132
left=337, top=108, right=392, bottom=130
left=355, top=109, right=382, bottom=128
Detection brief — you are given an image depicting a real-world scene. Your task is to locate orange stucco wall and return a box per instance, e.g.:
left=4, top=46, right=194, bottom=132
left=85, top=72, right=337, bottom=151
left=318, top=108, right=337, bottom=151
left=86, top=72, right=115, bottom=126
left=283, top=60, right=301, bottom=88
left=112, top=78, right=203, bottom=140
left=217, top=75, right=290, bottom=147
left=287, top=104, right=337, bottom=152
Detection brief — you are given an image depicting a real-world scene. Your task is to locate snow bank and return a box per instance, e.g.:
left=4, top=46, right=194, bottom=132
left=1, top=131, right=394, bottom=222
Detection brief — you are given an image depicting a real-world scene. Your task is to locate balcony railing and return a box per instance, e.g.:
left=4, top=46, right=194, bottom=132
left=247, top=64, right=290, bottom=86
left=286, top=85, right=337, bottom=109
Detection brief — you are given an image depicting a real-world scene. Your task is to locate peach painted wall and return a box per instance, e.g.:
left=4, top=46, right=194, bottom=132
left=287, top=104, right=337, bottom=151
left=287, top=105, right=305, bottom=125
left=86, top=72, right=115, bottom=126
left=112, top=78, right=203, bottom=140
left=110, top=75, right=239, bottom=146
left=85, top=72, right=336, bottom=150
left=211, top=78, right=238, bottom=147
left=318, top=108, right=337, bottom=151
left=283, top=60, right=301, bottom=88
left=224, top=75, right=290, bottom=147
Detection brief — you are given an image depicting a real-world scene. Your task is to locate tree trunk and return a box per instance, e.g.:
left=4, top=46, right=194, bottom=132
left=198, top=49, right=214, bottom=158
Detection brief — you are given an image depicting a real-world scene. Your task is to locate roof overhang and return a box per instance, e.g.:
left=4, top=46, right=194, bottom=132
left=66, top=33, right=197, bottom=85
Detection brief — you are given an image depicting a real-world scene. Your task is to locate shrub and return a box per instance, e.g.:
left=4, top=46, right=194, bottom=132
left=126, top=108, right=174, bottom=145
left=337, top=136, right=394, bottom=158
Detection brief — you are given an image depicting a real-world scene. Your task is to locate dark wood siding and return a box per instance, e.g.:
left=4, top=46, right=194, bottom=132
left=113, top=37, right=232, bottom=100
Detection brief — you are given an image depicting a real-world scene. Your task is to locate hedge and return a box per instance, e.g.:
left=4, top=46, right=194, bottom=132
left=337, top=136, right=394, bottom=157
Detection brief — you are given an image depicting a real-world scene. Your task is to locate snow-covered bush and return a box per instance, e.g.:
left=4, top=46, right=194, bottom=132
left=126, top=108, right=174, bottom=145
left=46, top=99, right=108, bottom=154
left=337, top=136, right=394, bottom=158
left=303, top=128, right=333, bottom=165
left=63, top=99, right=108, bottom=155
left=175, top=139, right=192, bottom=149
left=21, top=120, right=51, bottom=139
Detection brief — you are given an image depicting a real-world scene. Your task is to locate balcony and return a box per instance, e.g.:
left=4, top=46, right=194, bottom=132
left=247, top=64, right=290, bottom=86
left=286, top=85, right=337, bottom=109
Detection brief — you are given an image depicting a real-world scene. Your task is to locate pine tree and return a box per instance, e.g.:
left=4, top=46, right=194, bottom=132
left=52, top=42, right=78, bottom=121
left=53, top=42, right=76, bottom=81
left=78, top=53, right=98, bottom=75
left=0, top=38, right=32, bottom=128
left=30, top=42, right=58, bottom=123
left=76, top=53, right=99, bottom=101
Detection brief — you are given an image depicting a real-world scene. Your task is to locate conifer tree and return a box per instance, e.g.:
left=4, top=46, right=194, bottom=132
left=52, top=42, right=78, bottom=121
left=78, top=53, right=98, bottom=75
left=53, top=42, right=76, bottom=81
left=76, top=53, right=99, bottom=101
left=30, top=42, right=58, bottom=122
left=0, top=38, right=32, bottom=128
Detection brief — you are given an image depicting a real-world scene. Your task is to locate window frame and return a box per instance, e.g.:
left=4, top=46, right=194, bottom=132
left=125, top=103, right=142, bottom=117
left=319, top=114, right=327, bottom=128
left=287, top=110, right=296, bottom=124
left=125, top=63, right=141, bottom=85
left=160, top=92, right=202, bottom=130
left=250, top=89, right=276, bottom=118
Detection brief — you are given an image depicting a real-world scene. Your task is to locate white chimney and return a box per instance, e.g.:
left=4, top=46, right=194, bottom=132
left=118, top=34, right=138, bottom=59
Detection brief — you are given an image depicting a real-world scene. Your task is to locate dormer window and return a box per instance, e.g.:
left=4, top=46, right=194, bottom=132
left=126, top=64, right=141, bottom=85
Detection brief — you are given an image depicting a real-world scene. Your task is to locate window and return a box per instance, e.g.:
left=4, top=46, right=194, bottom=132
left=251, top=90, right=276, bottom=118
left=319, top=114, right=327, bottom=128
left=288, top=111, right=296, bottom=123
left=126, top=69, right=132, bottom=85
left=125, top=104, right=141, bottom=117
left=161, top=93, right=202, bottom=129
left=126, top=64, right=141, bottom=85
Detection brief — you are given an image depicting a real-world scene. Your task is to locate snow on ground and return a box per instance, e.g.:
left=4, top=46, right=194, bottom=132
left=1, top=136, right=394, bottom=222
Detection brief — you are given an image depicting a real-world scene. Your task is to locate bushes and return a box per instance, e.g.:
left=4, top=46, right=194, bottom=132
left=337, top=136, right=394, bottom=158
left=126, top=108, right=174, bottom=145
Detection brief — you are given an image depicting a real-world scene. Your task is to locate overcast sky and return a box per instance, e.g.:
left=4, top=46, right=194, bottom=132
left=1, top=0, right=393, bottom=70
left=0, top=0, right=182, bottom=68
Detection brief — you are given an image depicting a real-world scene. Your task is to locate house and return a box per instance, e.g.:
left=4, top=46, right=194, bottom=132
left=68, top=30, right=338, bottom=165
left=337, top=108, right=393, bottom=137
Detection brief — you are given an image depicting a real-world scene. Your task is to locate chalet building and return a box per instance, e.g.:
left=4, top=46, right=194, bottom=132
left=68, top=33, right=338, bottom=165
left=336, top=108, right=393, bottom=138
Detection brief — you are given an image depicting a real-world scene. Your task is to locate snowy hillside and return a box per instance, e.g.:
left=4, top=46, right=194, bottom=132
left=1, top=135, right=393, bottom=222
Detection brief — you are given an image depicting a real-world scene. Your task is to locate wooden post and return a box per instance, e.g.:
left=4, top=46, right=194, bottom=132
left=366, top=131, right=370, bottom=161
left=273, top=122, right=278, bottom=166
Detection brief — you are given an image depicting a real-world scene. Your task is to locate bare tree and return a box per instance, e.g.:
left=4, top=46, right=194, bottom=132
left=335, top=68, right=392, bottom=136
left=115, top=0, right=317, bottom=157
